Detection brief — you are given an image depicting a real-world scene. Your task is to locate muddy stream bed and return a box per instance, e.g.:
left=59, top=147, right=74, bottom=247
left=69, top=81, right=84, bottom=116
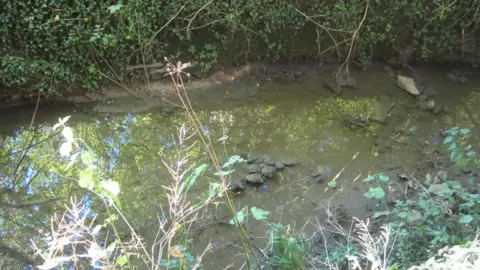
left=1, top=64, right=479, bottom=269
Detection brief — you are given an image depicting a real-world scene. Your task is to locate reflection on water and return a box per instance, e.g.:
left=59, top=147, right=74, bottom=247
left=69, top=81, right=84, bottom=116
left=0, top=68, right=479, bottom=268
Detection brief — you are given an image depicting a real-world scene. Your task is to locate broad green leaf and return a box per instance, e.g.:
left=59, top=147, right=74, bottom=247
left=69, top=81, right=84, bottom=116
left=397, top=212, right=408, bottom=219
left=229, top=209, right=245, bottom=226
left=116, top=255, right=128, bottom=266
left=62, top=126, right=74, bottom=142
left=442, top=136, right=454, bottom=145
left=222, top=155, right=246, bottom=168
left=378, top=174, right=390, bottom=182
left=450, top=148, right=464, bottom=163
left=81, top=151, right=96, bottom=167
left=459, top=215, right=473, bottom=224
left=364, top=187, right=385, bottom=199
left=79, top=169, right=95, bottom=190
left=466, top=151, right=476, bottom=157
left=363, top=176, right=375, bottom=182
left=108, top=4, right=124, bottom=14
left=373, top=210, right=390, bottom=218
left=447, top=142, right=457, bottom=151
left=457, top=158, right=469, bottom=167
left=59, top=141, right=72, bottom=157
left=101, top=180, right=120, bottom=197
left=181, top=164, right=208, bottom=192
left=251, top=207, right=270, bottom=220
left=459, top=128, right=471, bottom=135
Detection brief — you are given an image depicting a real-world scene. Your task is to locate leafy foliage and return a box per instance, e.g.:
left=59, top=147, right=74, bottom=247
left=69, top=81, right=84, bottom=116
left=1, top=0, right=479, bottom=97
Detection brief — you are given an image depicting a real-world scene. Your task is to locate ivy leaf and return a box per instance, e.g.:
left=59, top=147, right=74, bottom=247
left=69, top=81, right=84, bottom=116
left=107, top=4, right=124, bottom=14
left=442, top=136, right=454, bottom=145
left=79, top=169, right=95, bottom=190
left=378, top=174, right=390, bottom=182
left=364, top=187, right=385, bottom=199
left=450, top=148, right=464, bottom=163
left=59, top=141, right=72, bottom=157
left=101, top=180, right=120, bottom=197
left=459, top=215, right=473, bottom=224
left=251, top=207, right=270, bottom=221
left=459, top=128, right=470, bottom=135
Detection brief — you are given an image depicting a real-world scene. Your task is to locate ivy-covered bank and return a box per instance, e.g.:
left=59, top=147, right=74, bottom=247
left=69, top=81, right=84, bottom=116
left=1, top=0, right=479, bottom=98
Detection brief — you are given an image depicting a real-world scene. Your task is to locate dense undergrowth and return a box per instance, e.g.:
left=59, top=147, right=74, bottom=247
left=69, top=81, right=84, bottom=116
left=1, top=0, right=480, bottom=98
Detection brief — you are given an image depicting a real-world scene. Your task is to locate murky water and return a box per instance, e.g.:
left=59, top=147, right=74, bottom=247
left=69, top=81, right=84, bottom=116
left=0, top=65, right=479, bottom=268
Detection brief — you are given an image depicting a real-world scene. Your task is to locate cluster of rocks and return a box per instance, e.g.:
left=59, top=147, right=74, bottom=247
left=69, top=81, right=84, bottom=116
left=445, top=69, right=468, bottom=84
left=228, top=155, right=297, bottom=194
left=395, top=74, right=448, bottom=115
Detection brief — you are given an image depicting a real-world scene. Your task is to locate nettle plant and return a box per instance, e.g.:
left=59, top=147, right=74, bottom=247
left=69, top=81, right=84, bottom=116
left=362, top=127, right=480, bottom=268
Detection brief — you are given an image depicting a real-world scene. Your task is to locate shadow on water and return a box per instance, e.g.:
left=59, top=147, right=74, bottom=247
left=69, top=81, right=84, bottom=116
left=0, top=66, right=479, bottom=268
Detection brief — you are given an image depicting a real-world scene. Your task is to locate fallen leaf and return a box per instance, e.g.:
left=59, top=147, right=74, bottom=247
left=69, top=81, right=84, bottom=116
left=169, top=245, right=184, bottom=258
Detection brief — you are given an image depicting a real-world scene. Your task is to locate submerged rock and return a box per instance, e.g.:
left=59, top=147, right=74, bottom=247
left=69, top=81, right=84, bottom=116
left=246, top=173, right=264, bottom=184
left=229, top=179, right=246, bottom=194
left=396, top=75, right=420, bottom=96
left=261, top=165, right=276, bottom=179
left=336, top=75, right=357, bottom=89
left=275, top=162, right=285, bottom=171
left=248, top=164, right=261, bottom=174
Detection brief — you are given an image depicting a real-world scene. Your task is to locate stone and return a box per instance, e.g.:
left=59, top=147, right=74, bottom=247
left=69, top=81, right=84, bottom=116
left=248, top=164, right=261, bottom=174
left=261, top=165, right=276, bottom=179
left=264, top=157, right=275, bottom=166
left=446, top=73, right=458, bottom=83
left=336, top=75, right=357, bottom=89
left=425, top=173, right=433, bottom=186
left=434, top=170, right=448, bottom=184
left=275, top=162, right=285, bottom=171
left=457, top=74, right=467, bottom=84
left=247, top=157, right=257, bottom=164
left=283, top=159, right=297, bottom=167
left=246, top=173, right=264, bottom=184
left=423, top=86, right=437, bottom=96
left=427, top=183, right=448, bottom=194
left=229, top=179, right=246, bottom=194
left=461, top=167, right=472, bottom=174
left=397, top=75, right=420, bottom=96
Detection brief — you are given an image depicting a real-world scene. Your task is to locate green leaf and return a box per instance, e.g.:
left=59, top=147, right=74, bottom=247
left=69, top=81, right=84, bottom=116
left=459, top=215, right=473, bottom=224
left=79, top=169, right=95, bottom=190
left=443, top=136, right=454, bottom=145
left=364, top=187, right=385, bottom=199
left=466, top=151, right=476, bottom=157
left=450, top=148, right=464, bottom=163
left=251, top=207, right=270, bottom=220
left=222, top=155, right=246, bottom=168
left=229, top=209, right=245, bottom=226
left=116, top=255, right=128, bottom=266
left=373, top=210, right=390, bottom=218
left=459, top=128, right=471, bottom=135
left=81, top=151, right=96, bottom=167
left=397, top=212, right=408, bottom=219
left=100, top=180, right=120, bottom=197
left=378, top=174, right=390, bottom=182
left=181, top=164, right=207, bottom=192
left=328, top=181, right=337, bottom=188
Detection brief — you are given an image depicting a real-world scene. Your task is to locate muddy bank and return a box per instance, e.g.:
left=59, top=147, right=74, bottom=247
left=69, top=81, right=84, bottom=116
left=1, top=61, right=477, bottom=116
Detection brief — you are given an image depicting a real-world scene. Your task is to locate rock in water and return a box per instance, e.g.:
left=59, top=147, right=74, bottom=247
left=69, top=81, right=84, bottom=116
left=370, top=96, right=395, bottom=124
left=336, top=75, right=357, bottom=89
left=445, top=73, right=458, bottom=84
left=275, top=162, right=285, bottom=171
left=261, top=166, right=276, bottom=179
left=396, top=75, right=420, bottom=96
left=248, top=164, right=261, bottom=174
left=246, top=173, right=264, bottom=184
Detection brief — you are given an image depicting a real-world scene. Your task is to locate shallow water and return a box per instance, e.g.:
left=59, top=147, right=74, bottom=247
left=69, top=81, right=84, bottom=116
left=0, top=65, right=479, bottom=268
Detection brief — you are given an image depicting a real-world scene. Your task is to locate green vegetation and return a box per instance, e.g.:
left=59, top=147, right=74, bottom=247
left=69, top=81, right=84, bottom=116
left=1, top=0, right=479, bottom=98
